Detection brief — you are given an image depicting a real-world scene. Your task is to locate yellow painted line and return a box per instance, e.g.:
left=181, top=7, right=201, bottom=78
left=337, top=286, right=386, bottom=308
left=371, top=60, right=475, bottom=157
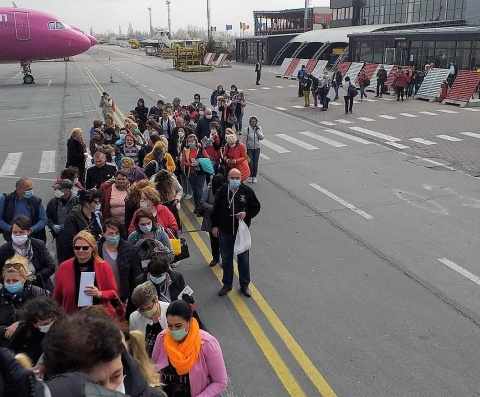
left=183, top=200, right=337, bottom=397
left=180, top=209, right=306, bottom=397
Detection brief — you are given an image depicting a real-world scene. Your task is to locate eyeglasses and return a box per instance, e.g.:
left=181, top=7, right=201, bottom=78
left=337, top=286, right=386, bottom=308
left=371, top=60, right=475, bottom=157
left=74, top=246, right=90, bottom=251
left=4, top=263, right=23, bottom=270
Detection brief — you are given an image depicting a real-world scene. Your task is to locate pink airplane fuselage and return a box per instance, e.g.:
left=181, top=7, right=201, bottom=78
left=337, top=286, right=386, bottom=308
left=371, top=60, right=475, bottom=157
left=0, top=7, right=95, bottom=63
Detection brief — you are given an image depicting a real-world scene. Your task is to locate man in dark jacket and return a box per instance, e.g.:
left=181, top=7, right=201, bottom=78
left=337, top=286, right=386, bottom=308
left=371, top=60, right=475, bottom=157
left=195, top=108, right=218, bottom=141
left=0, top=177, right=47, bottom=242
left=98, top=218, right=142, bottom=302
left=211, top=168, right=261, bottom=298
left=85, top=152, right=117, bottom=189
left=148, top=99, right=164, bottom=119
left=169, top=117, right=193, bottom=160
left=46, top=179, right=79, bottom=263
left=297, top=65, right=306, bottom=97
left=376, top=64, right=388, bottom=97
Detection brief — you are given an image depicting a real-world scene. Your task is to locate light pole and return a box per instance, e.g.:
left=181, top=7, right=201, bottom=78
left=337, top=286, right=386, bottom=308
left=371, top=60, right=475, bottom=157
left=148, top=7, right=153, bottom=37
left=207, top=0, right=211, bottom=42
left=166, top=0, right=171, bottom=38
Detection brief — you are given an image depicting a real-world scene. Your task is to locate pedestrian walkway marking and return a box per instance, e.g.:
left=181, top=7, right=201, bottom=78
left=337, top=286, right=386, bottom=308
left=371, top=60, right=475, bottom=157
left=276, top=134, right=319, bottom=150
left=385, top=142, right=409, bottom=149
left=436, top=135, right=462, bottom=142
left=149, top=88, right=154, bottom=92
left=379, top=97, right=394, bottom=101
left=334, top=119, right=354, bottom=124
left=409, top=138, right=437, bottom=145
left=328, top=102, right=342, bottom=106
left=353, top=100, right=361, bottom=104
left=142, top=84, right=147, bottom=87
left=274, top=86, right=284, bottom=89
left=287, top=84, right=296, bottom=87
left=259, top=153, right=270, bottom=160
left=399, top=113, right=418, bottom=118
left=309, top=183, right=373, bottom=219
left=365, top=99, right=378, bottom=102
left=437, top=109, right=458, bottom=114
left=438, top=258, right=480, bottom=286
left=349, top=126, right=401, bottom=142
left=129, top=76, right=134, bottom=80
left=275, top=107, right=287, bottom=111
left=292, top=105, right=306, bottom=109
left=298, top=131, right=347, bottom=148
left=462, top=108, right=480, bottom=112
left=461, top=132, right=480, bottom=139
left=38, top=151, right=56, bottom=174
left=319, top=121, right=336, bottom=126
left=134, top=80, right=139, bottom=83
left=323, top=129, right=373, bottom=144
left=261, top=87, right=271, bottom=90
left=0, top=153, right=22, bottom=176
left=419, top=111, right=438, bottom=116
left=357, top=117, right=376, bottom=122
left=247, top=88, right=257, bottom=91
left=378, top=115, right=397, bottom=120
left=262, top=139, right=291, bottom=153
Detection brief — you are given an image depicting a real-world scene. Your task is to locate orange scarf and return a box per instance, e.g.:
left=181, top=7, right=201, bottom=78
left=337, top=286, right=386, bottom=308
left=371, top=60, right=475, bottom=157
left=163, top=318, right=201, bottom=375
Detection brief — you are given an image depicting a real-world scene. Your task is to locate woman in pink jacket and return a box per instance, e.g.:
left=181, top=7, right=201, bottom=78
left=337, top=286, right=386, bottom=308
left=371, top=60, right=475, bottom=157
left=152, top=300, right=227, bottom=397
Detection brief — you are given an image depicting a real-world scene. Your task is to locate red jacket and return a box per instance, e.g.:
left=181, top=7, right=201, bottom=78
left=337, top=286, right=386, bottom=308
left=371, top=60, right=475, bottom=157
left=224, top=142, right=250, bottom=181
left=395, top=73, right=408, bottom=88
left=181, top=146, right=209, bottom=176
left=52, top=257, right=118, bottom=315
left=128, top=204, right=178, bottom=234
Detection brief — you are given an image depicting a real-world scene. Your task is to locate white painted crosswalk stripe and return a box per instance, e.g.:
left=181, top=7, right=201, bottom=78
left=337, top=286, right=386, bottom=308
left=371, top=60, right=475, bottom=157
left=437, top=109, right=458, bottom=114
left=378, top=115, right=397, bottom=120
left=334, top=119, right=354, bottom=124
left=436, top=135, right=462, bottom=142
left=461, top=132, right=480, bottom=139
left=319, top=121, right=336, bottom=126
left=259, top=153, right=270, bottom=160
left=287, top=84, right=296, bottom=87
left=349, top=126, right=401, bottom=142
left=262, top=139, right=290, bottom=153
left=462, top=108, right=480, bottom=112
left=357, top=117, right=376, bottom=122
left=438, top=258, right=480, bottom=286
left=385, top=142, right=409, bottom=149
left=247, top=88, right=257, bottom=91
left=298, top=131, right=347, bottom=148
left=328, top=102, right=342, bottom=106
left=275, top=107, right=287, bottom=111
left=399, top=113, right=418, bottom=118
left=292, top=105, right=305, bottom=109
left=409, top=138, right=437, bottom=145
left=276, top=134, right=319, bottom=150
left=0, top=153, right=22, bottom=176
left=365, top=99, right=378, bottom=102
left=38, top=151, right=56, bottom=173
left=323, top=129, right=373, bottom=145
left=274, top=86, right=284, bottom=89
left=379, top=97, right=394, bottom=101
left=419, top=111, right=438, bottom=116
left=261, top=87, right=271, bottom=90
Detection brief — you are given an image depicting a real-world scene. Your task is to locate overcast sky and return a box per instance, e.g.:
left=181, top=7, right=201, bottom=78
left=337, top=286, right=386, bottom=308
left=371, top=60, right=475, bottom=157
left=12, top=0, right=330, bottom=35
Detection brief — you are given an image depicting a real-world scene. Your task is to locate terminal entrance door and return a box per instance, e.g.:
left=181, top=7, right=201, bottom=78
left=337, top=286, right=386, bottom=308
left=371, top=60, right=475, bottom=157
left=385, top=46, right=409, bottom=65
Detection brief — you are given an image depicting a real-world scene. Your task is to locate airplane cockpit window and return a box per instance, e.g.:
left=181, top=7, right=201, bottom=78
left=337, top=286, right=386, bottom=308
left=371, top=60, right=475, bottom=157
left=55, top=22, right=65, bottom=29
left=48, top=21, right=56, bottom=30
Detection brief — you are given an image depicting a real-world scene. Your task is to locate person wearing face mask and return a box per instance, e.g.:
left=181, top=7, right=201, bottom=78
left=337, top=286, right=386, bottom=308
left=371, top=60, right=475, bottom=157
left=63, top=189, right=104, bottom=260
left=46, top=179, right=79, bottom=264
left=99, top=171, right=130, bottom=226
left=66, top=127, right=87, bottom=184
left=97, top=218, right=142, bottom=303
left=211, top=168, right=261, bottom=297
left=0, top=216, right=55, bottom=292
left=241, top=116, right=264, bottom=184
left=201, top=121, right=222, bottom=181
left=129, top=281, right=170, bottom=357
left=58, top=166, right=85, bottom=195
left=114, top=127, right=128, bottom=151
left=0, top=254, right=46, bottom=347
left=195, top=107, right=218, bottom=141
left=233, top=91, right=246, bottom=132
left=152, top=300, right=227, bottom=397
left=0, top=177, right=48, bottom=243
left=169, top=117, right=193, bottom=161
left=223, top=129, right=250, bottom=181
left=9, top=296, right=61, bottom=364
left=210, top=85, right=225, bottom=108
left=122, top=133, right=141, bottom=164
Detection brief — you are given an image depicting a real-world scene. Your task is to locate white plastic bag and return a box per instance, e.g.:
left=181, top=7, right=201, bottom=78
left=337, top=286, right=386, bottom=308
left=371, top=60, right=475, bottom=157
left=234, top=220, right=251, bottom=255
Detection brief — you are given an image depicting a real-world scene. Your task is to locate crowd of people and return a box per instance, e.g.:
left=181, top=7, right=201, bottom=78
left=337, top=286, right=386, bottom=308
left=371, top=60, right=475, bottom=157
left=0, top=87, right=264, bottom=396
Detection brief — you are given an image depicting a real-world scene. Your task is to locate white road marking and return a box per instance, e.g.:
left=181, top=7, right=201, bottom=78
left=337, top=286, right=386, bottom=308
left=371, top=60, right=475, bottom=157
left=357, top=117, right=376, bottom=122
left=423, top=184, right=480, bottom=208
left=47, top=80, right=51, bottom=87
left=298, top=131, right=347, bottom=147
left=319, top=121, right=336, bottom=126
left=436, top=135, right=462, bottom=142
left=365, top=99, right=378, bottom=102
left=437, top=109, right=458, bottom=114
left=292, top=105, right=306, bottom=109
left=247, top=88, right=257, bottom=91
left=276, top=134, right=319, bottom=150
left=419, top=111, right=438, bottom=116
left=385, top=142, right=409, bottom=149
left=259, top=153, right=270, bottom=160
left=134, top=80, right=139, bottom=83
left=461, top=132, right=480, bottom=139
left=149, top=88, right=155, bottom=92
left=328, top=102, right=342, bottom=106
left=310, top=183, right=373, bottom=219
left=353, top=100, right=361, bottom=104
left=378, top=115, right=397, bottom=119
left=409, top=138, right=437, bottom=145
left=349, top=126, right=401, bottom=142
left=0, top=153, right=22, bottom=176
left=287, top=84, right=296, bottom=87
left=274, top=86, right=284, bottom=88
left=399, top=113, right=418, bottom=118
left=142, top=84, right=147, bottom=87
left=438, top=258, right=480, bottom=286
left=462, top=108, right=480, bottom=112
left=334, top=119, right=354, bottom=124
left=261, top=87, right=271, bottom=90
left=323, top=129, right=373, bottom=144
left=275, top=107, right=287, bottom=111
left=158, top=94, right=166, bottom=99
left=394, top=189, right=449, bottom=215
left=262, top=139, right=290, bottom=153
left=38, top=151, right=56, bottom=174
left=421, top=158, right=445, bottom=166
left=379, top=97, right=394, bottom=101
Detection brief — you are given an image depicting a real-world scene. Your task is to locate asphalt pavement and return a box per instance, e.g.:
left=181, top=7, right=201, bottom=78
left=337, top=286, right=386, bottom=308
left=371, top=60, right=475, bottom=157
left=1, top=46, right=480, bottom=396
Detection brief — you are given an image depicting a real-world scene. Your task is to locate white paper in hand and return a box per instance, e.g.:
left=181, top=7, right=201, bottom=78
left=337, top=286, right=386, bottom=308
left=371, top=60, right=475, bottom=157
left=78, top=272, right=95, bottom=307
left=177, top=285, right=194, bottom=300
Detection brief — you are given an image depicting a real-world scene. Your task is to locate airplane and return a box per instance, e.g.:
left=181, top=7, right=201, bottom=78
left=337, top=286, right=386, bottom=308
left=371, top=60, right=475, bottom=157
left=0, top=7, right=97, bottom=84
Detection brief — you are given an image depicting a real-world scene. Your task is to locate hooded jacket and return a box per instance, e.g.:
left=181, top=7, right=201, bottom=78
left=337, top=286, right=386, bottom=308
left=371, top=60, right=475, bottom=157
left=223, top=141, right=250, bottom=181
left=143, top=141, right=176, bottom=173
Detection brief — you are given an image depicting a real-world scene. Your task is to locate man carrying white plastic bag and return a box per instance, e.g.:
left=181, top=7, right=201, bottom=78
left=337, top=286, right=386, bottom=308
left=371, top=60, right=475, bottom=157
left=211, top=168, right=261, bottom=298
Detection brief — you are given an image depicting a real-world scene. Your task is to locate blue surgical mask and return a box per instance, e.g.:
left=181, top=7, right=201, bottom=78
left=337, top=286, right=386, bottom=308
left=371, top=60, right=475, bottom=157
left=106, top=236, right=121, bottom=245
left=139, top=224, right=152, bottom=233
left=169, top=327, right=188, bottom=341
left=4, top=281, right=24, bottom=294
left=188, top=142, right=196, bottom=148
left=38, top=323, right=53, bottom=333
left=23, top=189, right=34, bottom=199
left=149, top=274, right=166, bottom=285
left=93, top=204, right=101, bottom=213
left=229, top=179, right=241, bottom=189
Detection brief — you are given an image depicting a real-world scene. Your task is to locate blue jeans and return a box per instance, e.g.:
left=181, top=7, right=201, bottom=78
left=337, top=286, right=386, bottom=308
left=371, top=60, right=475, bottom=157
left=333, top=83, right=340, bottom=99
left=247, top=148, right=260, bottom=178
left=313, top=90, right=318, bottom=106
left=219, top=231, right=250, bottom=289
left=180, top=174, right=192, bottom=195
left=360, top=85, right=367, bottom=99
left=188, top=173, right=206, bottom=209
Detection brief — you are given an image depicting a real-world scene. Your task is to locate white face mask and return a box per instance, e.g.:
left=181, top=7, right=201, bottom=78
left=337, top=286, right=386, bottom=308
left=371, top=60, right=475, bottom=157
left=210, top=129, right=217, bottom=135
left=12, top=234, right=28, bottom=246
left=226, top=135, right=237, bottom=145
left=205, top=114, right=212, bottom=120
left=114, top=380, right=126, bottom=393
left=54, top=189, right=65, bottom=199
left=140, top=200, right=148, bottom=208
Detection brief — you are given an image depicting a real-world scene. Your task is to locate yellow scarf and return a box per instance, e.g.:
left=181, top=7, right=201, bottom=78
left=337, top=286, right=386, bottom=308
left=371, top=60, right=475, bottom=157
left=163, top=318, right=201, bottom=375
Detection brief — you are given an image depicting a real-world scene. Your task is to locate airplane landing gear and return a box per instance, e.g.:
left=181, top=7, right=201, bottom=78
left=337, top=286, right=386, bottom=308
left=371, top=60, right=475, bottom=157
left=21, top=61, right=35, bottom=85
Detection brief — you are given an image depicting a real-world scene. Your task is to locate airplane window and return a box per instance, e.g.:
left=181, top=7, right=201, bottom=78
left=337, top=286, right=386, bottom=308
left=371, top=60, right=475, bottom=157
left=62, top=22, right=71, bottom=29
left=55, top=22, right=65, bottom=29
left=48, top=21, right=56, bottom=30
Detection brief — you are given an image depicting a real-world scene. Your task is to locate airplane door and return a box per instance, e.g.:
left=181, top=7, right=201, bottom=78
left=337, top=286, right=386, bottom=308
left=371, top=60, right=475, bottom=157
left=14, top=12, right=31, bottom=41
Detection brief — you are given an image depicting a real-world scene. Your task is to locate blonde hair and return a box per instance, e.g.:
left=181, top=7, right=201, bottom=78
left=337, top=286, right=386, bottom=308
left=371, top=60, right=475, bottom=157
left=71, top=128, right=83, bottom=137
left=73, top=231, right=101, bottom=261
left=124, top=331, right=161, bottom=386
left=128, top=180, right=155, bottom=205
left=121, top=157, right=135, bottom=169
left=225, top=128, right=236, bottom=136
left=141, top=186, right=160, bottom=206
left=3, top=254, right=30, bottom=280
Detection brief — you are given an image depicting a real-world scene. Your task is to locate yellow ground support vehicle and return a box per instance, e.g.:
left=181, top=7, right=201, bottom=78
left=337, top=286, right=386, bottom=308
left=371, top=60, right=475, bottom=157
left=172, top=43, right=213, bottom=72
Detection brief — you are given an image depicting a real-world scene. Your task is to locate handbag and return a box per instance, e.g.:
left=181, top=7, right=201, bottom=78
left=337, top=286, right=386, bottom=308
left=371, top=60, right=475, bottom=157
left=226, top=113, right=237, bottom=125
left=110, top=293, right=126, bottom=323
left=170, top=237, right=190, bottom=263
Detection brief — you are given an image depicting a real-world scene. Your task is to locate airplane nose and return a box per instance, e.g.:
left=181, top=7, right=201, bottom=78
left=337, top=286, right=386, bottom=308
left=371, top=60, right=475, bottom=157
left=86, top=34, right=98, bottom=46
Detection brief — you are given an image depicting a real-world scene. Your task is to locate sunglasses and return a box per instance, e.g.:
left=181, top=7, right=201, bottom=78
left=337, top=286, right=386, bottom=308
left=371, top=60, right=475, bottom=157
left=4, top=263, right=23, bottom=270
left=74, top=246, right=91, bottom=251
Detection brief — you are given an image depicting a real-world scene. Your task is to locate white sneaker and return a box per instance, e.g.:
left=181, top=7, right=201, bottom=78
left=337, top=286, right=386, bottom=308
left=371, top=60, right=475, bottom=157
left=252, top=177, right=257, bottom=183
left=248, top=177, right=253, bottom=183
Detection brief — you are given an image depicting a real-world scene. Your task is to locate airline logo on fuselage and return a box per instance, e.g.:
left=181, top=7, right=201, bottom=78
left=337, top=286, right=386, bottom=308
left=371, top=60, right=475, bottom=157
left=1, top=14, right=7, bottom=28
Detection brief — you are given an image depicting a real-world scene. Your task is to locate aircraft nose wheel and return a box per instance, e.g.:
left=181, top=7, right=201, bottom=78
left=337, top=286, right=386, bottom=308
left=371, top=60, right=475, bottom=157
left=23, top=74, right=35, bottom=84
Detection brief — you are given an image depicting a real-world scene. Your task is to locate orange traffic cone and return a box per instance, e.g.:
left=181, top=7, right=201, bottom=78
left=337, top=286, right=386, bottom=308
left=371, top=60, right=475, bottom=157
left=110, top=74, right=114, bottom=83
